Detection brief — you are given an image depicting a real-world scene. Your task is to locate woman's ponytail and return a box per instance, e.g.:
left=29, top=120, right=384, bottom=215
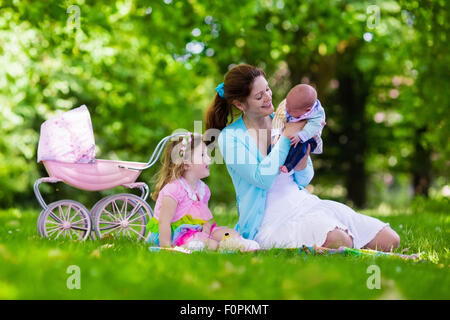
left=205, top=93, right=232, bottom=132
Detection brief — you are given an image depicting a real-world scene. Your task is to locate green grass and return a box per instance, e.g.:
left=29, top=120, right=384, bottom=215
left=0, top=207, right=449, bottom=299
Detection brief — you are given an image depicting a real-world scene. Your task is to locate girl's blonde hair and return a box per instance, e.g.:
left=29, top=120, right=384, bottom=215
left=151, top=132, right=204, bottom=201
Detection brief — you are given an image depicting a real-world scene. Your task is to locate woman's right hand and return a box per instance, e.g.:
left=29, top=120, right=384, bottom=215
left=282, top=120, right=306, bottom=138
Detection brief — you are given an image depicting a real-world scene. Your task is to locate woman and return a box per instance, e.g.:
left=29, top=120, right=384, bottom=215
left=205, top=64, right=400, bottom=251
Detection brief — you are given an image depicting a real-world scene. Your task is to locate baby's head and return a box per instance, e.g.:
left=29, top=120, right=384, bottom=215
left=285, top=84, right=317, bottom=118
left=151, top=132, right=211, bottom=200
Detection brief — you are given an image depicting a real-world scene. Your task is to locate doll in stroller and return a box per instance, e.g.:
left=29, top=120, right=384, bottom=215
left=34, top=105, right=185, bottom=241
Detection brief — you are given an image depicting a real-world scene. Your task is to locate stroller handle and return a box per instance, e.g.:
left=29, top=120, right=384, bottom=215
left=118, top=132, right=189, bottom=171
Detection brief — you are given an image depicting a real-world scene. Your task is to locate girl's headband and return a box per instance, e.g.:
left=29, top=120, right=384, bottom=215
left=179, top=132, right=192, bottom=158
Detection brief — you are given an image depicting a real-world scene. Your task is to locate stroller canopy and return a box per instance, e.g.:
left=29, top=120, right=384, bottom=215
left=37, top=105, right=96, bottom=163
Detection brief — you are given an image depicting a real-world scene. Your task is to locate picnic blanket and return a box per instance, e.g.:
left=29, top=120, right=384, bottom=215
left=299, top=245, right=423, bottom=261
left=148, top=244, right=424, bottom=260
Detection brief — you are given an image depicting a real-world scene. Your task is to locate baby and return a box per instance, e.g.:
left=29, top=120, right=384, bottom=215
left=271, top=84, right=326, bottom=173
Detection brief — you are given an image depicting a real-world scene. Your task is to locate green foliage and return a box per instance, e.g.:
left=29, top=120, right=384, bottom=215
left=0, top=0, right=448, bottom=208
left=410, top=196, right=450, bottom=215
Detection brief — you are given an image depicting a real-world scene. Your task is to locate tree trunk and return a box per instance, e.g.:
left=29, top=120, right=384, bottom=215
left=412, top=127, right=431, bottom=197
left=337, top=74, right=368, bottom=208
left=335, top=42, right=371, bottom=208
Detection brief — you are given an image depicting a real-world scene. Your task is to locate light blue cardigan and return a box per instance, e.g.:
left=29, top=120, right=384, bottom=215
left=217, top=113, right=315, bottom=240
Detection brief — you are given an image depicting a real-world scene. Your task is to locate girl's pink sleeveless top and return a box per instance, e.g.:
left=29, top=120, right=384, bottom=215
left=154, top=177, right=213, bottom=223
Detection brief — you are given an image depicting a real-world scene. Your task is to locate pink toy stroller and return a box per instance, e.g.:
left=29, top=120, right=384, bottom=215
left=34, top=105, right=185, bottom=241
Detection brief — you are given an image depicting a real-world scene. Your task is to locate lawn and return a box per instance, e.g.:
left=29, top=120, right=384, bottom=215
left=0, top=206, right=449, bottom=300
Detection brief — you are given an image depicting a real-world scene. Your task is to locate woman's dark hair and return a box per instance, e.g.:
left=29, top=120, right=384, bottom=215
left=205, top=64, right=266, bottom=132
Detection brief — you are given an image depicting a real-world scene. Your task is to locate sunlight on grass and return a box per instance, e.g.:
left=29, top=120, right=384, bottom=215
left=0, top=207, right=449, bottom=299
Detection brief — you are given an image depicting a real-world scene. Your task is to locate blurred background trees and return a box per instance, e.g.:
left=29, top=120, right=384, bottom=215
left=0, top=0, right=448, bottom=211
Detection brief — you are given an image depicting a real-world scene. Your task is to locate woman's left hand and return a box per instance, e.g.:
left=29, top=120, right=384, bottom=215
left=294, top=144, right=310, bottom=171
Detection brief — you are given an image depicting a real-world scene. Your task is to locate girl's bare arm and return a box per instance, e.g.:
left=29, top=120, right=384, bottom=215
left=202, top=221, right=212, bottom=234
left=158, top=196, right=177, bottom=247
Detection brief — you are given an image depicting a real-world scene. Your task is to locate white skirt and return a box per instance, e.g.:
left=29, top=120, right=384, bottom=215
left=254, top=171, right=389, bottom=249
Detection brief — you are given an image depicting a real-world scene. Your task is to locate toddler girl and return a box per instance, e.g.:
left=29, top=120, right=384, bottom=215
left=146, top=132, right=260, bottom=251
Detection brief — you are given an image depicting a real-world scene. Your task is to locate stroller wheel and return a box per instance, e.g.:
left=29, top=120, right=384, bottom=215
left=89, top=195, right=115, bottom=240
left=39, top=200, right=92, bottom=241
left=37, top=209, right=45, bottom=237
left=93, top=194, right=152, bottom=241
